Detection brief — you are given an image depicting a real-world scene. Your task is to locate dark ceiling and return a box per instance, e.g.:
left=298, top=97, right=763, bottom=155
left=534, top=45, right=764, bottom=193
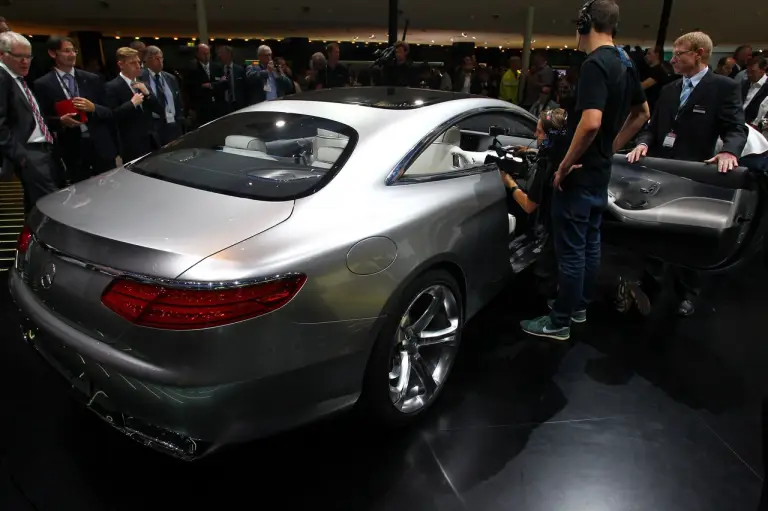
left=6, top=0, right=762, bottom=48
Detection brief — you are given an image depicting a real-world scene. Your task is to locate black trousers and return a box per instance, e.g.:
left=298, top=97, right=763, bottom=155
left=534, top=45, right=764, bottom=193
left=19, top=143, right=64, bottom=213
left=61, top=136, right=116, bottom=184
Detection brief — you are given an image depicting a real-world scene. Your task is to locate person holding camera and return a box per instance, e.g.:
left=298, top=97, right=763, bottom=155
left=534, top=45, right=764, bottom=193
left=246, top=45, right=293, bottom=104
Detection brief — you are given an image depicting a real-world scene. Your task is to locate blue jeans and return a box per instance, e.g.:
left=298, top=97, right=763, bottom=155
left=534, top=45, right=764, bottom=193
left=549, top=186, right=608, bottom=328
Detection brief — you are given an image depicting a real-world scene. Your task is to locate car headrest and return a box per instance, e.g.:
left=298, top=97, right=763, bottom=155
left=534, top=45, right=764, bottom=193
left=434, top=126, right=461, bottom=145
left=225, top=135, right=268, bottom=152
left=316, top=146, right=343, bottom=164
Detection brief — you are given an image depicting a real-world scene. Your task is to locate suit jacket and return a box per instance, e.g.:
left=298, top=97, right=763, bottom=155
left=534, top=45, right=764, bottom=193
left=221, top=62, right=247, bottom=109
left=0, top=67, right=47, bottom=179
left=140, top=68, right=185, bottom=125
left=637, top=69, right=747, bottom=161
left=33, top=69, right=117, bottom=162
left=245, top=65, right=293, bottom=105
left=104, top=75, right=164, bottom=162
left=186, top=60, right=227, bottom=118
left=742, top=79, right=768, bottom=124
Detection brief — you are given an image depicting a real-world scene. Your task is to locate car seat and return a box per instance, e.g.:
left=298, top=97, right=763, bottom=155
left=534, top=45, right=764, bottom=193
left=221, top=135, right=277, bottom=160
left=406, top=126, right=472, bottom=176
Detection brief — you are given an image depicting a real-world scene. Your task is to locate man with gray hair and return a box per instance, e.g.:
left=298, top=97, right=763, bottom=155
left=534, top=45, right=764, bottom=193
left=245, top=45, right=292, bottom=104
left=142, top=45, right=185, bottom=144
left=0, top=32, right=62, bottom=212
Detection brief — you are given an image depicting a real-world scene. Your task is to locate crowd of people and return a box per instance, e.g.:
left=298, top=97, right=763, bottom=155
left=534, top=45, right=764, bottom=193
left=1, top=0, right=768, bottom=339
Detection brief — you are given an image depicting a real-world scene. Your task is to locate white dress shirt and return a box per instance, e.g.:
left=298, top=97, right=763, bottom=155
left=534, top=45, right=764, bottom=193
left=0, top=62, right=47, bottom=144
left=744, top=74, right=767, bottom=110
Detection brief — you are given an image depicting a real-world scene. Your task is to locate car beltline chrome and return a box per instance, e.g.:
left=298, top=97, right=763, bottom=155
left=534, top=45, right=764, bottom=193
left=27, top=233, right=303, bottom=291
left=386, top=106, right=537, bottom=185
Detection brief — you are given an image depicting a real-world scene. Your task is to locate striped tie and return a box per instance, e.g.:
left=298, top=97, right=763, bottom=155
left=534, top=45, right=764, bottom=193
left=17, top=77, right=53, bottom=144
left=679, top=78, right=693, bottom=109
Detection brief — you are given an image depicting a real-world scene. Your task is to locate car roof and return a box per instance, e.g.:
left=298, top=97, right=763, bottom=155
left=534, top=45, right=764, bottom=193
left=277, top=87, right=479, bottom=110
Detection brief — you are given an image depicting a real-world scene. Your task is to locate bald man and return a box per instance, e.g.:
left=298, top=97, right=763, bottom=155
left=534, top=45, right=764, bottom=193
left=185, top=43, right=227, bottom=126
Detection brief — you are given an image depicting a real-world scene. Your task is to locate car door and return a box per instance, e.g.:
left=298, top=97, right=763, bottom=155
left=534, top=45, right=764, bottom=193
left=602, top=155, right=766, bottom=270
left=456, top=110, right=538, bottom=156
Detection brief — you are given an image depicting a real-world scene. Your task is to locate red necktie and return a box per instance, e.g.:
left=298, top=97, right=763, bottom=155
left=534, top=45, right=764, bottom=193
left=17, top=76, right=54, bottom=144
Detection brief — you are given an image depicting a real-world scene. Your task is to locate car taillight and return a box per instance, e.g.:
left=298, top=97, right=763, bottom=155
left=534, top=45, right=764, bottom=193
left=17, top=225, right=32, bottom=254
left=101, top=275, right=307, bottom=330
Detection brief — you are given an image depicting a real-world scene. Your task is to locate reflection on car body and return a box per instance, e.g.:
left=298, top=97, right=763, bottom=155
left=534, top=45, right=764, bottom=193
left=8, top=87, right=767, bottom=459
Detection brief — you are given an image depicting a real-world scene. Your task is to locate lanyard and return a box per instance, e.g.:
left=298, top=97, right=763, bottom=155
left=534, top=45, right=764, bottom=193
left=55, top=71, right=78, bottom=98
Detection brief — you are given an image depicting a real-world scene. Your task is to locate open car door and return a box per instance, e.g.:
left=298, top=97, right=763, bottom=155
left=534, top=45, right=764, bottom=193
left=602, top=155, right=767, bottom=270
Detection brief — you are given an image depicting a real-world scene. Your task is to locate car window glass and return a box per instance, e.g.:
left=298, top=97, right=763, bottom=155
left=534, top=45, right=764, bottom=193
left=128, top=112, right=358, bottom=201
left=459, top=112, right=536, bottom=139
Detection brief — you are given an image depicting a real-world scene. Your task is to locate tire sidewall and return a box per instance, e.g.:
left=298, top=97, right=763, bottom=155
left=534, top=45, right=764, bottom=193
left=360, top=269, right=464, bottom=426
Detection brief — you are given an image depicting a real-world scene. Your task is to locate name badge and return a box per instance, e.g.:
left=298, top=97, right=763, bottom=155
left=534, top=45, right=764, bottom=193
left=693, top=106, right=706, bottom=114
left=165, top=110, right=175, bottom=124
left=263, top=82, right=272, bottom=92
left=663, top=132, right=676, bottom=148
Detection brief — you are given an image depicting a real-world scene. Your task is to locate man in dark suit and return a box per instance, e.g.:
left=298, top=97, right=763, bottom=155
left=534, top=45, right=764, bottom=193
left=245, top=45, right=293, bottom=105
left=186, top=43, right=227, bottom=126
left=629, top=32, right=747, bottom=171
left=742, top=57, right=768, bottom=125
left=217, top=45, right=247, bottom=113
left=0, top=32, right=62, bottom=212
left=141, top=45, right=184, bottom=146
left=104, top=47, right=164, bottom=162
left=627, top=31, right=747, bottom=316
left=34, top=35, right=117, bottom=184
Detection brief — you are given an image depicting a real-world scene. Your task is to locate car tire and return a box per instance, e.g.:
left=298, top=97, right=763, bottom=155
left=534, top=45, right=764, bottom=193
left=359, top=269, right=464, bottom=427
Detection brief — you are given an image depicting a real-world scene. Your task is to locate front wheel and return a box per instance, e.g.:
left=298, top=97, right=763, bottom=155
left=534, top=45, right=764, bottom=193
left=360, top=269, right=464, bottom=426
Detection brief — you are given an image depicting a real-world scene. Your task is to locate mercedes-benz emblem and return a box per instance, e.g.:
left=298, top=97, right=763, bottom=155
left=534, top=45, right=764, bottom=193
left=40, top=262, right=56, bottom=289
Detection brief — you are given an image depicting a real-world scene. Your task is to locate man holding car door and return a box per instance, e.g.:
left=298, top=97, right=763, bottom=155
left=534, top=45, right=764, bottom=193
left=623, top=31, right=747, bottom=317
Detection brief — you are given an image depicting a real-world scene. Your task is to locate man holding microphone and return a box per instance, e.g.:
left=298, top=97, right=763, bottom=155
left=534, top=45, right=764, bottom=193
left=520, top=0, right=650, bottom=341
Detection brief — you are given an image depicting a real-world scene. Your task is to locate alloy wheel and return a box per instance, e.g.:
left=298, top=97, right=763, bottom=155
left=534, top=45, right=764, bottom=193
left=388, top=284, right=461, bottom=413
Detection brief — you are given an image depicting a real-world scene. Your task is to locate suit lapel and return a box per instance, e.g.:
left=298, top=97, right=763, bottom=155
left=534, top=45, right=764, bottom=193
left=679, top=70, right=712, bottom=115
left=1, top=67, right=32, bottom=114
left=46, top=70, right=67, bottom=102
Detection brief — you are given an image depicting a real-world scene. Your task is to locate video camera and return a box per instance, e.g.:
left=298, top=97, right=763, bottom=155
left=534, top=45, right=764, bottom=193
left=483, top=125, right=533, bottom=178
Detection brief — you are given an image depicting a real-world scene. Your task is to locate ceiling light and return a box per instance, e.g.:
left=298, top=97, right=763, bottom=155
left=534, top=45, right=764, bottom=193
left=275, top=120, right=286, bottom=128
left=499, top=46, right=503, bottom=49
left=369, top=34, right=375, bottom=38
left=115, top=36, right=121, bottom=39
left=155, top=37, right=159, bottom=40
left=244, top=38, right=249, bottom=41
left=450, top=37, right=454, bottom=42
left=565, top=45, right=568, bottom=48
left=135, top=36, right=140, bottom=40
left=472, top=36, right=476, bottom=40
left=431, top=40, right=435, bottom=43
left=547, top=45, right=550, bottom=49
left=484, top=41, right=488, bottom=45
left=173, top=37, right=178, bottom=40
left=28, top=34, right=34, bottom=38
left=461, top=32, right=467, bottom=38
left=323, top=40, right=327, bottom=43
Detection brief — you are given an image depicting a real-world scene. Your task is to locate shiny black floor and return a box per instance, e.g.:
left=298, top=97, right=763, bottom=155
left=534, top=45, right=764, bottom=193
left=1, top=257, right=766, bottom=510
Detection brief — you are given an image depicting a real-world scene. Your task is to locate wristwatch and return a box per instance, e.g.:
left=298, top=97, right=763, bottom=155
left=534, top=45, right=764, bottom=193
left=509, top=185, right=519, bottom=193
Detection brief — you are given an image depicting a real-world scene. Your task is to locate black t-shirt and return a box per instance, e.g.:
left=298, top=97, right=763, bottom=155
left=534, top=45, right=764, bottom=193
left=644, top=63, right=674, bottom=112
left=316, top=63, right=350, bottom=89
left=566, top=45, right=646, bottom=189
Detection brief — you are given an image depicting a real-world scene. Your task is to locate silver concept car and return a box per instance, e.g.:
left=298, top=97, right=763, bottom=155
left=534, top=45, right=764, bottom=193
left=10, top=88, right=766, bottom=459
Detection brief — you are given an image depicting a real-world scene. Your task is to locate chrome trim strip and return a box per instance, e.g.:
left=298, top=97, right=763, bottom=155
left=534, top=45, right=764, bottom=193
left=385, top=106, right=536, bottom=185
left=29, top=233, right=303, bottom=291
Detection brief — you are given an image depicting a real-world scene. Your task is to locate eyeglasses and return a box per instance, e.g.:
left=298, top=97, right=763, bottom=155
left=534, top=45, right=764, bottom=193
left=671, top=50, right=696, bottom=59
left=7, top=51, right=33, bottom=61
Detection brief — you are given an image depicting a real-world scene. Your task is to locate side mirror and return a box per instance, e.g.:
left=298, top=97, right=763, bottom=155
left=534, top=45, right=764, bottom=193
left=489, top=125, right=508, bottom=137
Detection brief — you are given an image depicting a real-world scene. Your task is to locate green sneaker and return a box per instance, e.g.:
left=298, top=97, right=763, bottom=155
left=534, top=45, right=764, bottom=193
left=547, top=299, right=587, bottom=324
left=520, top=315, right=570, bottom=341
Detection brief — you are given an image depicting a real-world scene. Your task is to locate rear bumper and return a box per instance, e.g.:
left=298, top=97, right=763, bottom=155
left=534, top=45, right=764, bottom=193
left=9, top=270, right=368, bottom=459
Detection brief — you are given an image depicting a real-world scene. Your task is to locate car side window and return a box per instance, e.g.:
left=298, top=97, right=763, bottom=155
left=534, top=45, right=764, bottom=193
left=458, top=112, right=536, bottom=139
left=402, top=124, right=477, bottom=178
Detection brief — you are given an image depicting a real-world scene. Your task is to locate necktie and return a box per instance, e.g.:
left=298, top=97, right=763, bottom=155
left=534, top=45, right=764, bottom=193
left=17, top=77, right=53, bottom=144
left=154, top=73, right=167, bottom=108
left=62, top=73, right=78, bottom=98
left=679, top=78, right=693, bottom=109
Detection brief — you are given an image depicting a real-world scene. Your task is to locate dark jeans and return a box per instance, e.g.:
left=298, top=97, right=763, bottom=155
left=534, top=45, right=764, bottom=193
left=550, top=185, right=608, bottom=328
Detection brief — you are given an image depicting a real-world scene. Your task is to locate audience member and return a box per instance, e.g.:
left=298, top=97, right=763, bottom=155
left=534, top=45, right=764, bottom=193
left=105, top=47, right=163, bottom=162
left=245, top=45, right=293, bottom=104
left=499, top=57, right=522, bottom=103
left=142, top=45, right=184, bottom=145
left=0, top=32, right=62, bottom=212
left=382, top=41, right=417, bottom=87
left=742, top=57, right=768, bottom=125
left=186, top=43, right=226, bottom=125
left=315, top=43, right=349, bottom=89
left=731, top=44, right=752, bottom=80
left=34, top=35, right=117, bottom=183
left=715, top=56, right=736, bottom=76
left=217, top=45, right=247, bottom=111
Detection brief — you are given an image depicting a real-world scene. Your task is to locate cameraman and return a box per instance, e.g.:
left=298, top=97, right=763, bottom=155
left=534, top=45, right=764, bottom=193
left=501, top=108, right=569, bottom=296
left=520, top=0, right=650, bottom=341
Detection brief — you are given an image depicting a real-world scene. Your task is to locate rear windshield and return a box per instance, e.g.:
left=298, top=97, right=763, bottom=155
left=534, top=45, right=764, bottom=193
left=129, top=112, right=358, bottom=200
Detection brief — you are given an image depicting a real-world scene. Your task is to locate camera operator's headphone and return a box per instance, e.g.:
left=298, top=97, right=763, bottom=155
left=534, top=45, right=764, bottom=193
left=577, top=0, right=598, bottom=35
